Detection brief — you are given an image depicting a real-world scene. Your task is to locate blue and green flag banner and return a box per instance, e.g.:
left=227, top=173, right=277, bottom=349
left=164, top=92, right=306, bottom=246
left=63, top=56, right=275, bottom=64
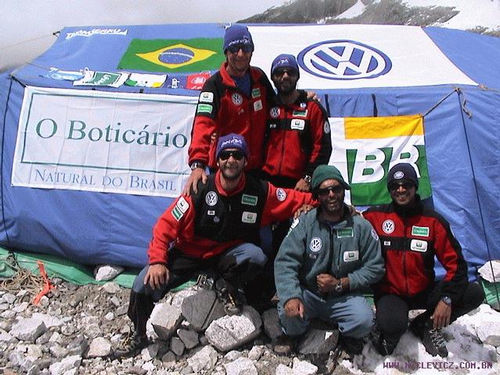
left=118, top=38, right=225, bottom=73
left=328, top=115, right=431, bottom=206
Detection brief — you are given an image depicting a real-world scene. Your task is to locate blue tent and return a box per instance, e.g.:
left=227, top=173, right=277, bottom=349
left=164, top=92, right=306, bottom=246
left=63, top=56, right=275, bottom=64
left=0, top=24, right=499, bottom=276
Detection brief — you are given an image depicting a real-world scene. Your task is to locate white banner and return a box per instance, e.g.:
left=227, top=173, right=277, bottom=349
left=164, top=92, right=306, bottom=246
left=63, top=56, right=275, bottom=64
left=249, top=24, right=477, bottom=89
left=12, top=87, right=197, bottom=197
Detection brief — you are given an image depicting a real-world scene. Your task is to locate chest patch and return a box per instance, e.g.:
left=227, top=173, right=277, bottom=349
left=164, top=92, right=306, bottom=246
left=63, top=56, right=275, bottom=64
left=254, top=99, right=263, bottom=111
left=232, top=93, right=243, bottom=105
left=292, top=109, right=307, bottom=117
left=205, top=191, right=218, bottom=206
left=337, top=228, right=353, bottom=238
left=382, top=219, right=395, bottom=234
left=324, top=120, right=331, bottom=134
left=242, top=211, right=257, bottom=224
left=241, top=194, right=258, bottom=206
left=172, top=197, right=190, bottom=221
left=270, top=107, right=280, bottom=118
left=343, top=250, right=359, bottom=262
left=412, top=226, right=429, bottom=237
left=290, top=119, right=305, bottom=130
left=309, top=237, right=322, bottom=253
left=276, top=188, right=287, bottom=201
left=251, top=88, right=261, bottom=98
left=410, top=239, right=428, bottom=252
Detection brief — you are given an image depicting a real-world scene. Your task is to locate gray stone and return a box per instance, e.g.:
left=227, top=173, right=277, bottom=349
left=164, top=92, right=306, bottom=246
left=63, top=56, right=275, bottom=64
left=177, top=328, right=199, bottom=349
left=275, top=364, right=294, bottom=375
left=31, top=313, right=63, bottom=328
left=224, top=350, right=242, bottom=361
left=171, top=336, right=185, bottom=356
left=205, top=305, right=262, bottom=352
left=161, top=351, right=177, bottom=367
left=181, top=289, right=225, bottom=331
left=101, top=281, right=121, bottom=294
left=187, top=345, right=219, bottom=373
left=48, top=355, right=82, bottom=375
left=87, top=337, right=112, bottom=358
left=477, top=321, right=500, bottom=346
left=150, top=303, right=183, bottom=340
left=262, top=308, right=282, bottom=341
left=10, top=317, right=47, bottom=342
left=171, top=288, right=199, bottom=309
left=224, top=357, right=258, bottom=375
left=248, top=345, right=265, bottom=360
left=49, top=344, right=69, bottom=358
left=94, top=264, right=124, bottom=281
left=292, top=357, right=318, bottom=375
left=297, top=328, right=339, bottom=355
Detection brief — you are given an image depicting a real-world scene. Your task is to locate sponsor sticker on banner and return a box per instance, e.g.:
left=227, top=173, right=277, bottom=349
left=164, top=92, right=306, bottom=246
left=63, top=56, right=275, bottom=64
left=12, top=86, right=197, bottom=198
left=74, top=70, right=129, bottom=87
left=328, top=115, right=431, bottom=206
left=125, top=73, right=167, bottom=88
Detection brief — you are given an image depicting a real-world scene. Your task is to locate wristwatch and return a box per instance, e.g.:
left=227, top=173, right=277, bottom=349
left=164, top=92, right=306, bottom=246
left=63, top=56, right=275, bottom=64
left=190, top=162, right=205, bottom=170
left=334, top=280, right=343, bottom=293
left=303, top=174, right=312, bottom=184
left=441, top=296, right=452, bottom=305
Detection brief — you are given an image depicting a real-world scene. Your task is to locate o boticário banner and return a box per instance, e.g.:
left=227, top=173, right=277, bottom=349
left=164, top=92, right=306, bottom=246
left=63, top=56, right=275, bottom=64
left=12, top=87, right=197, bottom=197
left=328, top=115, right=431, bottom=206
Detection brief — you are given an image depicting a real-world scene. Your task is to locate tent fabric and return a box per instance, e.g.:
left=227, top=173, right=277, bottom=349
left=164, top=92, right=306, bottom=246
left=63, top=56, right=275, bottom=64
left=0, top=24, right=499, bottom=278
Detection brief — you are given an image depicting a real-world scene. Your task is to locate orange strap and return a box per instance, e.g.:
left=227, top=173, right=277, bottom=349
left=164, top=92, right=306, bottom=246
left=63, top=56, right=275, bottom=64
left=33, top=260, right=55, bottom=305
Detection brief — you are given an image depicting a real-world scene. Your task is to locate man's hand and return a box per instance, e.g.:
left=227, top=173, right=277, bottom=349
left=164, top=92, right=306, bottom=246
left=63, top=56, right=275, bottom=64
left=316, top=273, right=338, bottom=294
left=293, top=204, right=314, bottom=219
left=431, top=300, right=452, bottom=329
left=144, top=264, right=170, bottom=290
left=284, top=298, right=304, bottom=318
left=306, top=91, right=319, bottom=102
left=182, top=168, right=207, bottom=196
left=294, top=178, right=311, bottom=192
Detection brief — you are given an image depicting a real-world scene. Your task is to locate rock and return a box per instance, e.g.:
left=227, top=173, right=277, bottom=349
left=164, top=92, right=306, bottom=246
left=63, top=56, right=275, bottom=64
left=224, top=357, right=258, bottom=375
left=177, top=328, right=199, bottom=349
left=101, top=281, right=121, bottom=294
left=48, top=355, right=82, bottom=375
left=292, top=357, right=318, bottom=374
left=477, top=320, right=500, bottom=346
left=94, top=264, right=124, bottom=281
left=276, top=364, right=294, bottom=375
left=248, top=345, right=264, bottom=360
left=150, top=302, right=183, bottom=340
left=297, top=328, right=339, bottom=355
left=187, top=345, right=219, bottom=373
left=205, top=306, right=262, bottom=352
left=10, top=317, right=47, bottom=342
left=31, top=313, right=63, bottom=328
left=262, top=308, right=282, bottom=341
left=181, top=289, right=225, bottom=331
left=87, top=337, right=112, bottom=358
left=171, top=336, right=186, bottom=356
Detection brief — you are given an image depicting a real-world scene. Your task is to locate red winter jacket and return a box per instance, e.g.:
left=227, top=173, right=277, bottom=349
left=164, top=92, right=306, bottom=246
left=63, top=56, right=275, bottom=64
left=147, top=171, right=315, bottom=265
left=262, top=90, right=332, bottom=181
left=363, top=197, right=469, bottom=303
left=188, top=62, right=274, bottom=170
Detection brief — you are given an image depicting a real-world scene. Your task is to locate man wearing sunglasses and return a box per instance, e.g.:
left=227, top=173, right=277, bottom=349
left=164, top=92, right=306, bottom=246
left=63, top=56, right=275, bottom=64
left=274, top=165, right=384, bottom=357
left=185, top=24, right=275, bottom=195
left=363, top=163, right=484, bottom=357
left=121, top=133, right=315, bottom=357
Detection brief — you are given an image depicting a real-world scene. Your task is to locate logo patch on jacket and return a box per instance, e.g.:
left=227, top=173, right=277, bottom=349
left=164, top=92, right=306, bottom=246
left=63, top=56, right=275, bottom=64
left=254, top=99, right=263, bottom=111
left=205, top=191, right=218, bottom=206
left=232, top=93, right=243, bottom=105
left=337, top=228, right=353, bottom=238
left=270, top=107, right=280, bottom=118
left=199, top=91, right=213, bottom=103
left=410, top=239, right=428, bottom=252
left=309, top=237, right=322, bottom=252
left=290, top=119, right=305, bottom=130
left=324, top=120, right=331, bottom=134
left=251, top=88, right=261, bottom=98
left=241, top=211, right=257, bottom=223
left=197, top=103, right=213, bottom=114
left=411, top=226, right=429, bottom=237
left=241, top=194, right=258, bottom=206
left=292, top=109, right=307, bottom=117
left=172, top=197, right=189, bottom=221
left=343, top=250, right=359, bottom=262
left=276, top=188, right=287, bottom=201
left=382, top=219, right=395, bottom=234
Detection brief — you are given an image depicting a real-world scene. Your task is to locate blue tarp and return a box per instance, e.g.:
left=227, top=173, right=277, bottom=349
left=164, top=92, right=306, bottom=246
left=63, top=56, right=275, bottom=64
left=1, top=24, right=499, bottom=277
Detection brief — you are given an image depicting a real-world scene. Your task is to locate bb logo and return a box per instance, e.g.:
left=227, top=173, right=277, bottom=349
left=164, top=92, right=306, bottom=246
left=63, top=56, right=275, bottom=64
left=298, top=40, right=391, bottom=80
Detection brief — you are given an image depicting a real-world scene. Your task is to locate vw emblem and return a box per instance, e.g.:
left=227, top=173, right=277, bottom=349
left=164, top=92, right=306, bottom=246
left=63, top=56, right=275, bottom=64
left=309, top=237, right=322, bottom=253
left=205, top=191, right=218, bottom=206
left=270, top=106, right=280, bottom=118
left=298, top=40, right=391, bottom=80
left=276, top=188, right=287, bottom=202
left=382, top=219, right=395, bottom=234
left=232, top=93, right=243, bottom=105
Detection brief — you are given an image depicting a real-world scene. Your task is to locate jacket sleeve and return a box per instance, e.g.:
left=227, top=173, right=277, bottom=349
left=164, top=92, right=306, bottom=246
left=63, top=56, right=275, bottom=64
left=347, top=218, right=385, bottom=291
left=274, top=216, right=307, bottom=304
left=433, top=216, right=469, bottom=303
left=147, top=195, right=196, bottom=265
left=260, top=182, right=316, bottom=226
left=305, top=102, right=332, bottom=176
left=188, top=79, right=219, bottom=165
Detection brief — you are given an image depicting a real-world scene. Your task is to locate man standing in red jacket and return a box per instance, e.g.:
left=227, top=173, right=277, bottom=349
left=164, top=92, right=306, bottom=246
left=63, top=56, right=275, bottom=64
left=121, top=134, right=315, bottom=356
left=363, top=163, right=484, bottom=357
left=184, top=24, right=274, bottom=194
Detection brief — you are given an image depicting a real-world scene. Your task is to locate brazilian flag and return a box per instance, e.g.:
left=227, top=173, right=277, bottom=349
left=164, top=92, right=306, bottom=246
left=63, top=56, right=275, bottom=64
left=118, top=38, right=224, bottom=73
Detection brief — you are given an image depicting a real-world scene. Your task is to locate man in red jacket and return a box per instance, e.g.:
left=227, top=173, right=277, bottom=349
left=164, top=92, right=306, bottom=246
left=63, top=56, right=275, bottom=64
left=184, top=24, right=274, bottom=194
left=363, top=163, right=484, bottom=357
left=121, top=134, right=315, bottom=356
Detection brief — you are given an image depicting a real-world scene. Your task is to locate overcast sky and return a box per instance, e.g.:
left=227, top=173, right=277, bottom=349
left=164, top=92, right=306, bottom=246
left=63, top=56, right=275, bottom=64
left=0, top=0, right=286, bottom=70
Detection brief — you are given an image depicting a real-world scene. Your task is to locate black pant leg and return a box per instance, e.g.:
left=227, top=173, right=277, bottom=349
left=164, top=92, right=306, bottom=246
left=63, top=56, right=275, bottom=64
left=375, top=294, right=410, bottom=344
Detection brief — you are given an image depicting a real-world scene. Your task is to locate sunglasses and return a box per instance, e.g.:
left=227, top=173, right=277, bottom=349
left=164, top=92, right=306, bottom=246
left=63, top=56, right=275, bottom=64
left=227, top=44, right=253, bottom=54
left=316, top=185, right=343, bottom=196
left=219, top=150, right=245, bottom=161
left=273, top=68, right=298, bottom=77
left=389, top=182, right=414, bottom=191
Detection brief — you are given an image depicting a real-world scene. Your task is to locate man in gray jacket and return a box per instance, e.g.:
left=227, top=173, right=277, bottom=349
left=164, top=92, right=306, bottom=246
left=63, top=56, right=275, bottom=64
left=274, top=165, right=385, bottom=356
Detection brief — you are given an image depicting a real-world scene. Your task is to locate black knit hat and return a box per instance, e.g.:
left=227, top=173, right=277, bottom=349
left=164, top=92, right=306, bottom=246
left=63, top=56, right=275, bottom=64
left=387, top=163, right=418, bottom=189
left=311, top=165, right=350, bottom=191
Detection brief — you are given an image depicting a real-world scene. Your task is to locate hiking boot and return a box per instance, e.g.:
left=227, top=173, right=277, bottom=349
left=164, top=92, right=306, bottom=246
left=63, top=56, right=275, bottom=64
left=410, top=319, right=448, bottom=357
left=370, top=325, right=397, bottom=355
left=340, top=335, right=364, bottom=356
left=114, top=333, right=149, bottom=358
left=215, top=278, right=244, bottom=316
left=273, top=334, right=296, bottom=355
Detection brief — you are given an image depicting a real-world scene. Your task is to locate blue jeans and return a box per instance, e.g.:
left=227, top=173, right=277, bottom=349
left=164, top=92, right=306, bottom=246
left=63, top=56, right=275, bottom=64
left=278, top=289, right=374, bottom=339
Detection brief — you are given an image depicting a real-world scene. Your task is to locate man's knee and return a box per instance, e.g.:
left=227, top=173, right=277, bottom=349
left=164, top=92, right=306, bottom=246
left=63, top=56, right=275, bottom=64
left=344, top=304, right=373, bottom=338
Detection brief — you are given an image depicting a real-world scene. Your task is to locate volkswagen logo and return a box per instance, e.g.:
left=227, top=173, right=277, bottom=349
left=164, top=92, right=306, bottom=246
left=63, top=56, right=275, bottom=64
left=298, top=40, right=392, bottom=80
